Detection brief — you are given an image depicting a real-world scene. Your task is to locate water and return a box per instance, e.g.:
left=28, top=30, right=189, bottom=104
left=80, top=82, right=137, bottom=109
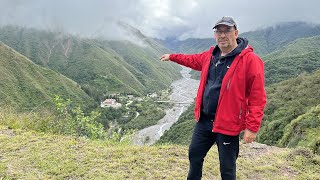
left=133, top=66, right=199, bottom=145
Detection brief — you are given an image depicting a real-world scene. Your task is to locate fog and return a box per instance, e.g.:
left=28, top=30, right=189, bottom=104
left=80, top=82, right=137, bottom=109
left=0, top=0, right=319, bottom=40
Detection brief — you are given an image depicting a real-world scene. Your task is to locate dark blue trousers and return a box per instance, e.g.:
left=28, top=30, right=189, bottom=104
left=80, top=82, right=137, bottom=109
left=187, top=114, right=239, bottom=180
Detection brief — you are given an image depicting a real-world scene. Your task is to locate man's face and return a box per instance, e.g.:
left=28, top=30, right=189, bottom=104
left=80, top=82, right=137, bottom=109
left=214, top=25, right=238, bottom=49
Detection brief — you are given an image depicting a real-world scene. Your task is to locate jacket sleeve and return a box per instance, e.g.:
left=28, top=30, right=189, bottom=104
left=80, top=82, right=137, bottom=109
left=169, top=48, right=212, bottom=71
left=245, top=53, right=267, bottom=133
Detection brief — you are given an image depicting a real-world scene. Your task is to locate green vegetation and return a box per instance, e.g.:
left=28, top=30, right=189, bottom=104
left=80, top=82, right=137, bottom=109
left=258, top=70, right=320, bottom=147
left=0, top=26, right=181, bottom=101
left=158, top=38, right=215, bottom=54
left=263, top=36, right=320, bottom=85
left=0, top=42, right=93, bottom=111
left=1, top=96, right=102, bottom=140
left=242, top=22, right=320, bottom=55
left=52, top=96, right=106, bottom=139
left=0, top=126, right=319, bottom=179
left=119, top=98, right=170, bottom=130
left=280, top=105, right=320, bottom=154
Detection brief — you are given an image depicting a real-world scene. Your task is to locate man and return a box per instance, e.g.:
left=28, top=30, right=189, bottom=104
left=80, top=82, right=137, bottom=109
left=160, top=16, right=266, bottom=180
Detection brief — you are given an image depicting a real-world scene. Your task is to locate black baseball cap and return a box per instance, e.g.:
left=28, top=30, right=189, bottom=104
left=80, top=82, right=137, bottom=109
left=213, top=16, right=237, bottom=29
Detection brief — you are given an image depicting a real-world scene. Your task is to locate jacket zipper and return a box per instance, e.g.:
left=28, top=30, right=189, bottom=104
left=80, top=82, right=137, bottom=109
left=213, top=57, right=241, bottom=132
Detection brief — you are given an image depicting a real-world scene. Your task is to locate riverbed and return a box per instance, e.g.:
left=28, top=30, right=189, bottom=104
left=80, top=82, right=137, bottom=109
left=133, top=66, right=199, bottom=145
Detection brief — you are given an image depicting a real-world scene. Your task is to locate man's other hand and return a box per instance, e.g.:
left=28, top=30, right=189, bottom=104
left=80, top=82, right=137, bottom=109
left=243, top=129, right=257, bottom=144
left=160, top=54, right=170, bottom=61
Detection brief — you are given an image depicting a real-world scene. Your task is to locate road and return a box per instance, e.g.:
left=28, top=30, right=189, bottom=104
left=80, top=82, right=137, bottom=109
left=133, top=66, right=199, bottom=145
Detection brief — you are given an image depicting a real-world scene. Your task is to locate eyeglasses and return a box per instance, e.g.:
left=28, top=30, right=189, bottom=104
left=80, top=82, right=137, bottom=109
left=214, top=29, right=235, bottom=36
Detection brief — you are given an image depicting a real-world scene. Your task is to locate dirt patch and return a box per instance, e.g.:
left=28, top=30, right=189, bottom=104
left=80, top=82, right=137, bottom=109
left=0, top=128, right=16, bottom=137
left=239, top=142, right=283, bottom=158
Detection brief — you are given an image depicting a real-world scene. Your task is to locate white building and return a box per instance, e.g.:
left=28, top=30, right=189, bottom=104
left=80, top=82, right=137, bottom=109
left=100, top=99, right=122, bottom=108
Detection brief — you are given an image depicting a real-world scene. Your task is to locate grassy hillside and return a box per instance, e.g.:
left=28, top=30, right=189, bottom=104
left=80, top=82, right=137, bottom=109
left=0, top=42, right=93, bottom=111
left=100, top=40, right=180, bottom=92
left=0, top=26, right=181, bottom=101
left=279, top=105, right=320, bottom=154
left=0, top=125, right=319, bottom=179
left=258, top=70, right=320, bottom=147
left=157, top=38, right=215, bottom=54
left=263, top=35, right=320, bottom=85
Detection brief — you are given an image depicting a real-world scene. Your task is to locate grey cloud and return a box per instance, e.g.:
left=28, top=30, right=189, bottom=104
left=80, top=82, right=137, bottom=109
left=0, top=0, right=319, bottom=40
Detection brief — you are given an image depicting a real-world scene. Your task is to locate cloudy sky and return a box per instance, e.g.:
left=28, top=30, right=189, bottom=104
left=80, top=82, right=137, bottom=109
left=0, top=0, right=319, bottom=40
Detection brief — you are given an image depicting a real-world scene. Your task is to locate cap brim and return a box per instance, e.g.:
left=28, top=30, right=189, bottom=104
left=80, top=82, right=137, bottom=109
left=212, top=22, right=235, bottom=29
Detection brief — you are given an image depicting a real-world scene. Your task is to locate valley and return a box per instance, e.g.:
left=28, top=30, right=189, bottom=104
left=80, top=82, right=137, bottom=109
left=0, top=19, right=320, bottom=179
left=133, top=67, right=199, bottom=145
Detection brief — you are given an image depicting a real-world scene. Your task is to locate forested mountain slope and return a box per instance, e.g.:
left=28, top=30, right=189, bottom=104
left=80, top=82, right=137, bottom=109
left=0, top=26, right=181, bottom=101
left=258, top=70, right=320, bottom=150
left=263, top=35, right=320, bottom=85
left=0, top=42, right=93, bottom=111
left=242, top=22, right=320, bottom=55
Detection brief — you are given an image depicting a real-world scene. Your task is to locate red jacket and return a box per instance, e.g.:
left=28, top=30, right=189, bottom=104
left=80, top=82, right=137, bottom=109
left=169, top=45, right=267, bottom=136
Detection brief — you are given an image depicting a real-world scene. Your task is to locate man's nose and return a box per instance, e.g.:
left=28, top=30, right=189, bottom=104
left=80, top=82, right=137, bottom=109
left=220, top=32, right=227, bottom=37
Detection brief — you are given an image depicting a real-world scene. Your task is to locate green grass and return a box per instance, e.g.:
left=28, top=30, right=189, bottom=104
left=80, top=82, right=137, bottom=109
left=0, top=125, right=319, bottom=179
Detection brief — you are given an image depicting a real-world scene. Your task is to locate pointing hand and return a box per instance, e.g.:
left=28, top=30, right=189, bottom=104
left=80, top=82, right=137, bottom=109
left=160, top=54, right=170, bottom=61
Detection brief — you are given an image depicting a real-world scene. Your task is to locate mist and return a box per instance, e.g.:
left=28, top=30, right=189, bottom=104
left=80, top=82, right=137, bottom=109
left=0, top=0, right=319, bottom=40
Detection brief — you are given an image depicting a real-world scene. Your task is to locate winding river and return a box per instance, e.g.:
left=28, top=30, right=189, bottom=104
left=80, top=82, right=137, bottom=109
left=133, top=66, right=199, bottom=145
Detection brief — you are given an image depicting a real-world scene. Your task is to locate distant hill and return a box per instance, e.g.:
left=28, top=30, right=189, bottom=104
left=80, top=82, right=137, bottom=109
left=0, top=42, right=93, bottom=111
left=160, top=22, right=320, bottom=56
left=263, top=35, right=320, bottom=85
left=0, top=26, right=181, bottom=101
left=242, top=22, right=320, bottom=55
left=156, top=38, right=214, bottom=54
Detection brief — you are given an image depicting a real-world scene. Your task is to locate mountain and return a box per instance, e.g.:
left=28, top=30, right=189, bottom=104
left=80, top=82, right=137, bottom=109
left=156, top=38, right=215, bottom=54
left=263, top=35, right=320, bottom=85
left=242, top=22, right=320, bottom=55
left=0, top=26, right=181, bottom=101
left=160, top=22, right=320, bottom=56
left=0, top=42, right=93, bottom=111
